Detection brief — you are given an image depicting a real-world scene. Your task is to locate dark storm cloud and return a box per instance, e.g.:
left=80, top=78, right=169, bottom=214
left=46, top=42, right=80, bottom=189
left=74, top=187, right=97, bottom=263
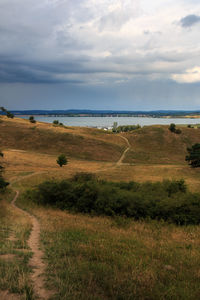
left=0, top=58, right=84, bottom=84
left=1, top=0, right=200, bottom=110
left=180, top=14, right=200, bottom=27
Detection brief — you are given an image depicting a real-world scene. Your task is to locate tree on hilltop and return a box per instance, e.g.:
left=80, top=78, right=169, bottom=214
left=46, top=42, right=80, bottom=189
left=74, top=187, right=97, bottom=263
left=169, top=123, right=181, bottom=134
left=29, top=116, right=36, bottom=123
left=0, top=107, right=14, bottom=118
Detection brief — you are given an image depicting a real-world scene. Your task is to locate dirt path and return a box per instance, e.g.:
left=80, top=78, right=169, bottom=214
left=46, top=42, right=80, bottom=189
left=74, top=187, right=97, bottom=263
left=116, top=135, right=131, bottom=165
left=11, top=190, right=52, bottom=300
left=98, top=134, right=131, bottom=173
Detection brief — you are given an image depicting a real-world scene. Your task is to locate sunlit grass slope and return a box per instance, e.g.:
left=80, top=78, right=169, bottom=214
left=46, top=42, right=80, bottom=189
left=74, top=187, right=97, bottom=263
left=18, top=191, right=200, bottom=300
left=0, top=116, right=125, bottom=162
left=123, top=125, right=200, bottom=164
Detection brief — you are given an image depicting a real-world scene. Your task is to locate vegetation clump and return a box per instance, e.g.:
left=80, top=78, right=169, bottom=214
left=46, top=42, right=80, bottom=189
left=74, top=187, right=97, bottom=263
left=186, top=143, right=200, bottom=168
left=0, top=151, right=9, bottom=189
left=113, top=124, right=141, bottom=133
left=53, top=120, right=64, bottom=126
left=168, top=123, right=181, bottom=134
left=24, top=174, right=200, bottom=225
left=0, top=107, right=14, bottom=118
left=57, top=154, right=68, bottom=167
left=29, top=116, right=36, bottom=123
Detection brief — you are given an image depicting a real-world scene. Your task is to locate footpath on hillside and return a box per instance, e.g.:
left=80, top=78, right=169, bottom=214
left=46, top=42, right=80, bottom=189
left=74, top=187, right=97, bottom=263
left=0, top=173, right=54, bottom=300
left=1, top=136, right=131, bottom=299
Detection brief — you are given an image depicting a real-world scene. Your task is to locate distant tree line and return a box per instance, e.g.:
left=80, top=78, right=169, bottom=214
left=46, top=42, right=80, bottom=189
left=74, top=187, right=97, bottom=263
left=113, top=123, right=141, bottom=133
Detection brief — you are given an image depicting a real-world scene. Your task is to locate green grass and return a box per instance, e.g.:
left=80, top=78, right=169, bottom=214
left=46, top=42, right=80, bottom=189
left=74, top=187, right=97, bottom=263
left=0, top=190, right=34, bottom=299
left=17, top=189, right=200, bottom=300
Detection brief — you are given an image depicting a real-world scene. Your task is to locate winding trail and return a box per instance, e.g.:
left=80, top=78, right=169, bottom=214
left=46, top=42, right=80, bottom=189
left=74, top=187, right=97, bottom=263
left=11, top=185, right=52, bottom=299
left=98, top=134, right=131, bottom=173
left=117, top=135, right=131, bottom=165
left=7, top=137, right=131, bottom=298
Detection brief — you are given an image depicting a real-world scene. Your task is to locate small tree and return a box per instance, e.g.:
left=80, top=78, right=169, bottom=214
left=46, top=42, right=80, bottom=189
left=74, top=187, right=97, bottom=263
left=169, top=123, right=176, bottom=132
left=0, top=107, right=14, bottom=118
left=57, top=154, right=68, bottom=167
left=6, top=111, right=14, bottom=118
left=112, top=122, right=118, bottom=132
left=29, top=116, right=36, bottom=123
left=186, top=143, right=200, bottom=168
left=53, top=120, right=59, bottom=125
left=169, top=123, right=181, bottom=134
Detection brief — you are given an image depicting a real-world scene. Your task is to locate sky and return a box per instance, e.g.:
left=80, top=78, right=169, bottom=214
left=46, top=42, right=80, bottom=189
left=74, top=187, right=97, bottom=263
left=1, top=0, right=200, bottom=110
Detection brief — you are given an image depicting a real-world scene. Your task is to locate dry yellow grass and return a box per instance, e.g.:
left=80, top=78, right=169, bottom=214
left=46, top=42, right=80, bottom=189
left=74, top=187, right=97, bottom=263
left=0, top=116, right=125, bottom=162
left=16, top=201, right=200, bottom=300
left=3, top=149, right=113, bottom=185
left=1, top=116, right=200, bottom=299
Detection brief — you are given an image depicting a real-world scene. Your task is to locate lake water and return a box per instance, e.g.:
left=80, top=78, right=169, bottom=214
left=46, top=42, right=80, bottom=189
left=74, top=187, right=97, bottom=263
left=21, top=116, right=200, bottom=127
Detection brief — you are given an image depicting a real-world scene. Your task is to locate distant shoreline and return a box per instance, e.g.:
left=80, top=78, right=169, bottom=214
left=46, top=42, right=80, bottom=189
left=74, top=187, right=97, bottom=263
left=15, top=114, right=200, bottom=119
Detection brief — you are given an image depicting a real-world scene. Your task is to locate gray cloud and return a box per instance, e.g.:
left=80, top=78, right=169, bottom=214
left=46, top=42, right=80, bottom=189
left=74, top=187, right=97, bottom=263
left=180, top=14, right=200, bottom=27
left=1, top=0, right=200, bottom=109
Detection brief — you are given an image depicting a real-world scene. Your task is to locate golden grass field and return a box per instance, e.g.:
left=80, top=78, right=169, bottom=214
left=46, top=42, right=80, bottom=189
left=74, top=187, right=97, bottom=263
left=1, top=116, right=200, bottom=299
left=1, top=116, right=200, bottom=192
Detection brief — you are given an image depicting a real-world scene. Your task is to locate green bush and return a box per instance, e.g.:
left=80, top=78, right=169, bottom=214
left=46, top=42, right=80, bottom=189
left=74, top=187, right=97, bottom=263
left=29, top=116, right=36, bottom=123
left=0, top=177, right=9, bottom=189
left=114, top=124, right=141, bottom=133
left=168, top=123, right=181, bottom=134
left=25, top=174, right=200, bottom=225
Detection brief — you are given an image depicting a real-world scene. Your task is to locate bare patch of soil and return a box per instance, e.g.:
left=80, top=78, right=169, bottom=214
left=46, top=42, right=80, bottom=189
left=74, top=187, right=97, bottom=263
left=0, top=290, right=20, bottom=300
left=0, top=254, right=16, bottom=261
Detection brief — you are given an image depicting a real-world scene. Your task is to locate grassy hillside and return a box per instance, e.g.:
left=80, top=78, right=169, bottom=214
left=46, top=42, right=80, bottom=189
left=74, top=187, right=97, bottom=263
left=2, top=117, right=200, bottom=192
left=0, top=116, right=125, bottom=162
left=123, top=125, right=200, bottom=164
left=17, top=185, right=200, bottom=300
left=1, top=117, right=200, bottom=299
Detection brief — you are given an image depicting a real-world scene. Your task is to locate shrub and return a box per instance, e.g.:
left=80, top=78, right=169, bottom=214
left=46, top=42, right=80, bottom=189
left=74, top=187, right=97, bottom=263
left=169, top=123, right=181, bottom=134
left=114, top=124, right=141, bottom=133
left=169, top=123, right=176, bottom=132
left=175, top=128, right=182, bottom=134
left=186, top=143, right=200, bottom=168
left=25, top=175, right=200, bottom=225
left=0, top=177, right=9, bottom=189
left=29, top=116, right=36, bottom=123
left=71, top=172, right=97, bottom=182
left=57, top=154, right=68, bottom=167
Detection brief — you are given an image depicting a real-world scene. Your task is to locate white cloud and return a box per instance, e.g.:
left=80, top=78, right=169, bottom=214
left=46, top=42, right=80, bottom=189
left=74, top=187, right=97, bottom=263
left=172, top=66, right=200, bottom=83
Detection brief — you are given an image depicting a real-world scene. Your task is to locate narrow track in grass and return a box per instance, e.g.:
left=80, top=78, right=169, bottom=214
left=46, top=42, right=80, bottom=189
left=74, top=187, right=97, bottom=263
left=117, top=135, right=131, bottom=165
left=98, top=134, right=131, bottom=173
left=11, top=186, right=53, bottom=299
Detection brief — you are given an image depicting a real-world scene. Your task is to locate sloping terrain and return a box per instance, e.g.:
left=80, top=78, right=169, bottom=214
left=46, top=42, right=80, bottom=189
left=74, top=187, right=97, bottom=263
left=123, top=125, right=200, bottom=164
left=0, top=117, right=125, bottom=162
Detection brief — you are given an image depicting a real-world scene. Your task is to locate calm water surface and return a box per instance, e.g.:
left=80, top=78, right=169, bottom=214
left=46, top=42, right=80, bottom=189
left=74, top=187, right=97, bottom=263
left=21, top=116, right=200, bottom=127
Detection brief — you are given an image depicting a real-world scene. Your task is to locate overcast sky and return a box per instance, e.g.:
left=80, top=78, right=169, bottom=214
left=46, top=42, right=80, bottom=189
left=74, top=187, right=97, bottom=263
left=1, top=0, right=200, bottom=110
